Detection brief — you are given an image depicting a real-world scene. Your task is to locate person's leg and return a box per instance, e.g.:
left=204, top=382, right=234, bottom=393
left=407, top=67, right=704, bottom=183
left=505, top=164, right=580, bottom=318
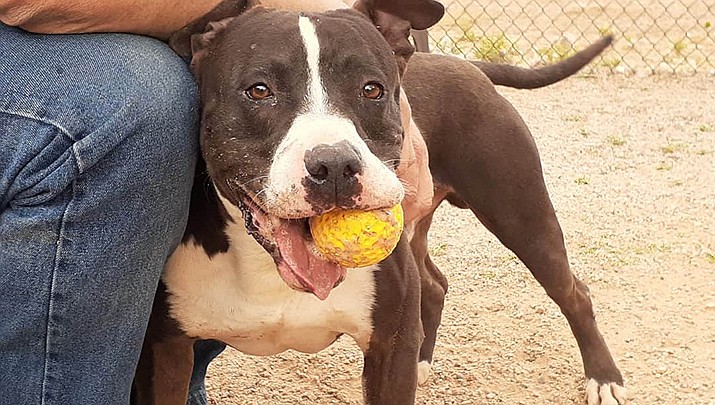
left=0, top=24, right=198, bottom=405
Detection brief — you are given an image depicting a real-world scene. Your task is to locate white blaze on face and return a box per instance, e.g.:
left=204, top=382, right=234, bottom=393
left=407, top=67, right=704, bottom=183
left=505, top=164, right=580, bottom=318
left=299, top=15, right=328, bottom=115
left=263, top=15, right=404, bottom=219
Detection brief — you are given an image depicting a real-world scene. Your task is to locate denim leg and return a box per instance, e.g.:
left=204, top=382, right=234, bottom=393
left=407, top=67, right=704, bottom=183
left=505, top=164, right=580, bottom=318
left=0, top=24, right=198, bottom=405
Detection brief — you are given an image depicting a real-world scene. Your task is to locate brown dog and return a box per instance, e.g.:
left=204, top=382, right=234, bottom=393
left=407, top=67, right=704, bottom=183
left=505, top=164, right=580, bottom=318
left=134, top=1, right=625, bottom=404
left=404, top=46, right=627, bottom=405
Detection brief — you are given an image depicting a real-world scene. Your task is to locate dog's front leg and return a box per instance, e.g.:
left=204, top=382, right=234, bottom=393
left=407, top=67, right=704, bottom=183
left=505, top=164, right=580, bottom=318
left=362, top=316, right=422, bottom=405
left=133, top=284, right=196, bottom=405
left=134, top=333, right=195, bottom=405
left=361, top=242, right=423, bottom=405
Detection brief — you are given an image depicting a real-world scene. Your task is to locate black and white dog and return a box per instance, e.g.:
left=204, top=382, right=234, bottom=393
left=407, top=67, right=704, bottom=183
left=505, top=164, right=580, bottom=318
left=134, top=1, right=626, bottom=404
left=136, top=1, right=442, bottom=404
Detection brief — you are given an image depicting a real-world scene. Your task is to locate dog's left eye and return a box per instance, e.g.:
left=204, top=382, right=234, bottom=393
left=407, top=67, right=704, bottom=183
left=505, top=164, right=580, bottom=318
left=362, top=82, right=384, bottom=100
left=246, top=83, right=273, bottom=100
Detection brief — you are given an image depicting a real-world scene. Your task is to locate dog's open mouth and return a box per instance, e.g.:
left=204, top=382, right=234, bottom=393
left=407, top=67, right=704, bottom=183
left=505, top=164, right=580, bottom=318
left=235, top=191, right=346, bottom=301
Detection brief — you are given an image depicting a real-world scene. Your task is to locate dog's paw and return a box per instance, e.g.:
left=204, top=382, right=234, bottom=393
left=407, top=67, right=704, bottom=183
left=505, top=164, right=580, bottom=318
left=586, top=378, right=627, bottom=405
left=417, top=360, right=431, bottom=385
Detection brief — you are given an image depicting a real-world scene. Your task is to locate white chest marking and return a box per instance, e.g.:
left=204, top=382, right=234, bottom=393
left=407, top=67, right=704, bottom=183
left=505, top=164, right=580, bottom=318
left=162, top=193, right=377, bottom=356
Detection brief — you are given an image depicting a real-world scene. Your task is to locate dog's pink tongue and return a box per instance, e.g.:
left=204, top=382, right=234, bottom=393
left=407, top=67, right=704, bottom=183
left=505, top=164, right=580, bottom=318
left=274, top=221, right=345, bottom=300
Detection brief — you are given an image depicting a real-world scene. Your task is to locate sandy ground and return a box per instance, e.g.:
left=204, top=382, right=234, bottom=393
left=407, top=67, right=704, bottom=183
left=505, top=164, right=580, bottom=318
left=202, top=73, right=715, bottom=404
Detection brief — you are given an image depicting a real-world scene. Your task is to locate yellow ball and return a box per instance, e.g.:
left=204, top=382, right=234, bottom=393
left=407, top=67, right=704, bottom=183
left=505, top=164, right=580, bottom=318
left=309, top=205, right=404, bottom=268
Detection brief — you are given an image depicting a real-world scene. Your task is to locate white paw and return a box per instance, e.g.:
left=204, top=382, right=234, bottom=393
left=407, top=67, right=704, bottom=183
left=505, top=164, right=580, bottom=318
left=586, top=378, right=628, bottom=405
left=417, top=360, right=431, bottom=385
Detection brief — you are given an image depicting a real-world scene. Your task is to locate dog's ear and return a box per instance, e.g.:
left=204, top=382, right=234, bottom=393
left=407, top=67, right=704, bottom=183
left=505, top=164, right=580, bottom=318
left=352, top=0, right=444, bottom=71
left=169, top=0, right=255, bottom=59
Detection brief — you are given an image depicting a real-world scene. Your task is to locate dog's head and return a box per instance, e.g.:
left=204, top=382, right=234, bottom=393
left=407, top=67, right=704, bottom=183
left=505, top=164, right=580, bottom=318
left=172, top=0, right=443, bottom=299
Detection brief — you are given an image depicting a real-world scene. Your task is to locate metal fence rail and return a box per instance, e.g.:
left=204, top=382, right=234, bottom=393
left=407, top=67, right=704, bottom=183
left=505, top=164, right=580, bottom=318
left=425, top=0, right=714, bottom=74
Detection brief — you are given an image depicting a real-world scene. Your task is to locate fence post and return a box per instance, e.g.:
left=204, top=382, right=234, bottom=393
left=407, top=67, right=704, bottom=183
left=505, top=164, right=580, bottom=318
left=412, top=29, right=430, bottom=53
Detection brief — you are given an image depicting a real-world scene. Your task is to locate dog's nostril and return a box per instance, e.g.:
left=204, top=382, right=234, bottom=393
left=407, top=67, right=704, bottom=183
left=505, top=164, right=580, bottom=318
left=343, top=162, right=359, bottom=178
left=310, top=164, right=329, bottom=181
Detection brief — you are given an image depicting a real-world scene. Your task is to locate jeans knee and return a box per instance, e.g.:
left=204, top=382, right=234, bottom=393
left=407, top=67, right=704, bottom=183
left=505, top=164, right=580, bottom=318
left=2, top=27, right=200, bottom=170
left=56, top=34, right=202, bottom=191
left=1, top=28, right=199, bottom=216
left=107, top=35, right=199, bottom=177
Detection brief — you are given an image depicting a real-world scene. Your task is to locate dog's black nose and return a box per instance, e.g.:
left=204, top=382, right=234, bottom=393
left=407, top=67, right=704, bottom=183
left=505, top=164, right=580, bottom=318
left=303, top=141, right=364, bottom=207
left=304, top=142, right=363, bottom=183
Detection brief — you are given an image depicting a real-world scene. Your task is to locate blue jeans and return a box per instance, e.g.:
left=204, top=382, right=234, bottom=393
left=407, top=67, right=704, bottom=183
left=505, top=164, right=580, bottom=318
left=0, top=24, right=224, bottom=404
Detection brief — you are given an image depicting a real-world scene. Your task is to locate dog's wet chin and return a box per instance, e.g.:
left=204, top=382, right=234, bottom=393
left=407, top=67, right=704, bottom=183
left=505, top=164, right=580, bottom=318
left=237, top=192, right=347, bottom=300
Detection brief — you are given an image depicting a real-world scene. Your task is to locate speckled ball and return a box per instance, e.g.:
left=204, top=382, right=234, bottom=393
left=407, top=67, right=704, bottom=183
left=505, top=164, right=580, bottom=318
left=309, top=205, right=404, bottom=268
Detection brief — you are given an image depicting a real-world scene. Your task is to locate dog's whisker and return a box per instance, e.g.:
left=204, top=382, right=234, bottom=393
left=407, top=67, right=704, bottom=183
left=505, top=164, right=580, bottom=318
left=253, top=188, right=268, bottom=199
left=383, top=157, right=419, bottom=168
left=232, top=175, right=269, bottom=190
left=201, top=175, right=214, bottom=198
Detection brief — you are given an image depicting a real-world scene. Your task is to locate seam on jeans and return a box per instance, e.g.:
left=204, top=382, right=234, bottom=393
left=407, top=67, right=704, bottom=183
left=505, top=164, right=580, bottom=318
left=0, top=108, right=76, bottom=141
left=40, top=180, right=75, bottom=405
left=70, top=143, right=87, bottom=174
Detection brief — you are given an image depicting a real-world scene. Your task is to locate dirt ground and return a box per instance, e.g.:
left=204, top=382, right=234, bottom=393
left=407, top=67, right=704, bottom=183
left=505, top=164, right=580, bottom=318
left=203, top=74, right=715, bottom=404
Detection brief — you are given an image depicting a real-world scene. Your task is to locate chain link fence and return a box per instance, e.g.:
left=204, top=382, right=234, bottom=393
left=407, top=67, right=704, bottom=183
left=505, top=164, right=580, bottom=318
left=423, top=0, right=714, bottom=74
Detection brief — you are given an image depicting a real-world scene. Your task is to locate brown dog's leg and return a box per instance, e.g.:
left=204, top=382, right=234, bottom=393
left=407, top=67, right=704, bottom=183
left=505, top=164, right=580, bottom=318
left=443, top=135, right=626, bottom=401
left=134, top=337, right=195, bottom=405
left=133, top=284, right=196, bottom=405
left=462, top=185, right=625, bottom=402
left=362, top=241, right=423, bottom=405
left=443, top=110, right=625, bottom=401
left=404, top=54, right=626, bottom=403
left=465, top=183, right=623, bottom=381
left=408, top=201, right=448, bottom=386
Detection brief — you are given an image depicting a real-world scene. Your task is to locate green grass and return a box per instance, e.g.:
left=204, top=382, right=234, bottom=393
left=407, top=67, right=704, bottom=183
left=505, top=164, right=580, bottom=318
left=473, top=34, right=515, bottom=63
left=499, top=253, right=519, bottom=264
left=435, top=20, right=518, bottom=63
left=575, top=176, right=590, bottom=185
left=660, top=142, right=686, bottom=154
left=634, top=243, right=672, bottom=255
left=699, top=124, right=714, bottom=132
left=673, top=38, right=688, bottom=56
left=607, top=136, right=626, bottom=146
left=428, top=242, right=448, bottom=257
left=579, top=240, right=623, bottom=256
left=480, top=271, right=497, bottom=280
left=706, top=253, right=715, bottom=264
left=537, top=41, right=576, bottom=64
left=580, top=244, right=600, bottom=255
left=598, top=26, right=614, bottom=37
left=656, top=161, right=673, bottom=171
left=600, top=56, right=623, bottom=69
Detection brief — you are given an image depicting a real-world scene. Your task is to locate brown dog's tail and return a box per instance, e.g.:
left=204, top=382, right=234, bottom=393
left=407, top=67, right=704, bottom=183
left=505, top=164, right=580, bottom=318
left=470, top=35, right=613, bottom=89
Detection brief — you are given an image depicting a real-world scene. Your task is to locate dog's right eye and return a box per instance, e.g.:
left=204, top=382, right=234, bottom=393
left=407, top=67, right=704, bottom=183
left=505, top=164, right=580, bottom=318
left=245, top=83, right=273, bottom=100
left=362, top=82, right=384, bottom=100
